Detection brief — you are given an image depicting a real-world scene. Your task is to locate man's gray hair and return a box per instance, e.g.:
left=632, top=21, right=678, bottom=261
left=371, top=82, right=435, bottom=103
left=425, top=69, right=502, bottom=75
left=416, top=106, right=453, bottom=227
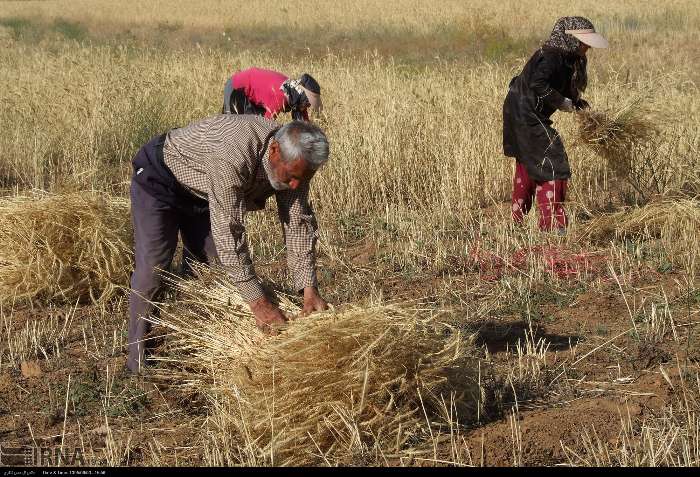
left=274, top=121, right=329, bottom=170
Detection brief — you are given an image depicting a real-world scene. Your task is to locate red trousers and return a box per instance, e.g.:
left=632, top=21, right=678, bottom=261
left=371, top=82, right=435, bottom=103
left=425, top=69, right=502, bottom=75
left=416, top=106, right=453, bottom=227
left=512, top=162, right=568, bottom=231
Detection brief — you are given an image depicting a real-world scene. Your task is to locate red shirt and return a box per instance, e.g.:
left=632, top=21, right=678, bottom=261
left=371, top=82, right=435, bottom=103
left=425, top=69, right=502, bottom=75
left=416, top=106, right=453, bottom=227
left=231, top=68, right=308, bottom=121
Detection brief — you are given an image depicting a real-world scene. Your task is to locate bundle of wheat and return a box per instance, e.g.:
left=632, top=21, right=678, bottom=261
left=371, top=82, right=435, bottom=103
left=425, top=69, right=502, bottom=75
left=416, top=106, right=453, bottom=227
left=580, top=199, right=700, bottom=244
left=150, top=264, right=481, bottom=466
left=575, top=103, right=658, bottom=178
left=0, top=192, right=132, bottom=305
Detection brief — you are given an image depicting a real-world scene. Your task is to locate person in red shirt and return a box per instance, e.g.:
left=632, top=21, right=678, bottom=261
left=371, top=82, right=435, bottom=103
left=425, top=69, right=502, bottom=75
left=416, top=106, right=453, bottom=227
left=223, top=68, right=322, bottom=121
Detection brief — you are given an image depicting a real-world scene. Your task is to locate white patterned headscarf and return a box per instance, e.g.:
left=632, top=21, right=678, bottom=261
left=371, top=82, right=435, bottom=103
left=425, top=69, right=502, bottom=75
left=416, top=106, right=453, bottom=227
left=544, top=16, right=595, bottom=53
left=280, top=73, right=322, bottom=120
left=542, top=16, right=593, bottom=95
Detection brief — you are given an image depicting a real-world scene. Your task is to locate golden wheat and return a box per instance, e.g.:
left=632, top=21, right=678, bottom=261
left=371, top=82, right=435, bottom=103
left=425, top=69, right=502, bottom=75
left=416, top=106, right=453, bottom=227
left=147, top=264, right=481, bottom=465
left=0, top=192, right=132, bottom=304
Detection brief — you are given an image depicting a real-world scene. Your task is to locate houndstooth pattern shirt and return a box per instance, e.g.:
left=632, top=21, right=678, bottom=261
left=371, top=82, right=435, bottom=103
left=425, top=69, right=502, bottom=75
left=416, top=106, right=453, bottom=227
left=162, top=114, right=319, bottom=301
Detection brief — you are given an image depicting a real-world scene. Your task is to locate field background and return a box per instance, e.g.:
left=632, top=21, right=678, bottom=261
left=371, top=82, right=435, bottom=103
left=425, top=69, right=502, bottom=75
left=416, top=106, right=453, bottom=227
left=1, top=0, right=699, bottom=467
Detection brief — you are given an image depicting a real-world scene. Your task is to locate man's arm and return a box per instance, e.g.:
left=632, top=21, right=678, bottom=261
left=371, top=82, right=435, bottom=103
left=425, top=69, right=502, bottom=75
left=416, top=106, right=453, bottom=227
left=206, top=164, right=289, bottom=330
left=275, top=181, right=317, bottom=291
left=275, top=182, right=328, bottom=315
left=205, top=163, right=265, bottom=302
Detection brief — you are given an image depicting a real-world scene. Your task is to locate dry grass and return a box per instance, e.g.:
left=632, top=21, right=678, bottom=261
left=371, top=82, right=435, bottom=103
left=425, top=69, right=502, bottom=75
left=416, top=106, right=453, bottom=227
left=578, top=198, right=700, bottom=273
left=0, top=305, right=75, bottom=365
left=149, top=264, right=481, bottom=466
left=6, top=0, right=694, bottom=43
left=0, top=192, right=132, bottom=305
left=0, top=0, right=698, bottom=468
left=575, top=103, right=658, bottom=178
left=581, top=198, right=700, bottom=242
left=563, top=365, right=700, bottom=467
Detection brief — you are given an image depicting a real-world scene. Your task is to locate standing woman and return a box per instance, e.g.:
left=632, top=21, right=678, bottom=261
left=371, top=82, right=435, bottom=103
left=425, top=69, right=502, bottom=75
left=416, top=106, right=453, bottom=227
left=503, top=17, right=608, bottom=232
left=222, top=67, right=322, bottom=121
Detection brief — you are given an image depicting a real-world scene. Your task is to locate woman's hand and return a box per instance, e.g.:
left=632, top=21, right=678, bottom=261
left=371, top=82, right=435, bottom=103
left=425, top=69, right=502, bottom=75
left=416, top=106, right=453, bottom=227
left=559, top=98, right=575, bottom=112
left=574, top=98, right=591, bottom=110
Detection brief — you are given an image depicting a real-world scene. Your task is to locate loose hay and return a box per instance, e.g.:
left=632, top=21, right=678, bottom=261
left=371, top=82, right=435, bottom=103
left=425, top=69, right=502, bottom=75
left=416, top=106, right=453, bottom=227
left=578, top=199, right=700, bottom=273
left=575, top=103, right=658, bottom=178
left=151, top=264, right=481, bottom=466
left=0, top=191, right=132, bottom=305
left=579, top=198, right=700, bottom=243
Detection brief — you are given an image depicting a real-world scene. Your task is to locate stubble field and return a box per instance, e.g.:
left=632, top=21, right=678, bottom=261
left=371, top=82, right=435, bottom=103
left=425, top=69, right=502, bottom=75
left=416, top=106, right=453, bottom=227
left=1, top=0, right=699, bottom=467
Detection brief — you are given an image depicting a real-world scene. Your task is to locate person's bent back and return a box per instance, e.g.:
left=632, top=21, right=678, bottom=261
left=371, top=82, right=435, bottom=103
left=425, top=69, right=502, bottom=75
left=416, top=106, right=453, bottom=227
left=127, top=114, right=330, bottom=373
left=222, top=67, right=322, bottom=121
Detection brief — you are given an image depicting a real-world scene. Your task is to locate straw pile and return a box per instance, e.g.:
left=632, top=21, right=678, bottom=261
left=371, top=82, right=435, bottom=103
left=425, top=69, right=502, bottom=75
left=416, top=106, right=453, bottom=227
left=575, top=103, right=658, bottom=177
left=579, top=198, right=700, bottom=244
left=0, top=192, right=132, bottom=305
left=151, top=264, right=481, bottom=466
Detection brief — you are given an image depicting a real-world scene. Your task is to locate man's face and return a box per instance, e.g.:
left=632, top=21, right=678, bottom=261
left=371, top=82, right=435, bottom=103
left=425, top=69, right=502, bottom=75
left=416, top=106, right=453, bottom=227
left=268, top=141, right=316, bottom=191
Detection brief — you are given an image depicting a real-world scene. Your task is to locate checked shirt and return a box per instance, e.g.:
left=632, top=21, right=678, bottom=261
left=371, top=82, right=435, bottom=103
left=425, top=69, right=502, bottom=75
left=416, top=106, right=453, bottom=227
left=162, top=114, right=318, bottom=301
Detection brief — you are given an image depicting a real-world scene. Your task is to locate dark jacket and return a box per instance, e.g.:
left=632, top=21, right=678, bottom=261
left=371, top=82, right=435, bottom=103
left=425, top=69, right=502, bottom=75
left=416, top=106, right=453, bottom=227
left=503, top=47, right=586, bottom=182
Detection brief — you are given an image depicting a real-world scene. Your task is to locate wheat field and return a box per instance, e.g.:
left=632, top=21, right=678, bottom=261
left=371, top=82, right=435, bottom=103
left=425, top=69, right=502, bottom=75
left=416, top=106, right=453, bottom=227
left=1, top=0, right=699, bottom=467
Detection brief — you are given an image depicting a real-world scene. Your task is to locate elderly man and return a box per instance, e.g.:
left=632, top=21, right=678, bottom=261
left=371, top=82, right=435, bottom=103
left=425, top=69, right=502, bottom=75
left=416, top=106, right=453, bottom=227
left=127, top=115, right=330, bottom=374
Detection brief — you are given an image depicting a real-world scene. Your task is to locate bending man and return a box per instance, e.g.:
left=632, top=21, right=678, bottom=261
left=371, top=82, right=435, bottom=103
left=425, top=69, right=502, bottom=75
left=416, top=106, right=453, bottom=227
left=127, top=116, right=330, bottom=373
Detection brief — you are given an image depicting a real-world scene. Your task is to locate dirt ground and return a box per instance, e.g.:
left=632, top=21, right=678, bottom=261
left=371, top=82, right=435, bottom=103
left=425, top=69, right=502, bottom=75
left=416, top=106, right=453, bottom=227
left=1, top=209, right=698, bottom=467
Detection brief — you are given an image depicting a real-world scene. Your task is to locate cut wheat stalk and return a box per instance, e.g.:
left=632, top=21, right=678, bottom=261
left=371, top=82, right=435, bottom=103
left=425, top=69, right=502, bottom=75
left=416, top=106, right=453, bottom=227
left=149, top=264, right=481, bottom=465
left=579, top=198, right=700, bottom=243
left=575, top=100, right=659, bottom=179
left=0, top=191, right=132, bottom=305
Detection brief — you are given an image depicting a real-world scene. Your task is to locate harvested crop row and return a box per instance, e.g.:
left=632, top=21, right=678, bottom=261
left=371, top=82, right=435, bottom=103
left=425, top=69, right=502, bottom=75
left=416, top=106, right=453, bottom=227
left=150, top=264, right=482, bottom=465
left=0, top=192, right=132, bottom=305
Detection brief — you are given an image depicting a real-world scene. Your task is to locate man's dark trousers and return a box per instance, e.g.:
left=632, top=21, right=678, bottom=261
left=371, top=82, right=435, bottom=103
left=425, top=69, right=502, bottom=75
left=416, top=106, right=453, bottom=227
left=127, top=179, right=219, bottom=373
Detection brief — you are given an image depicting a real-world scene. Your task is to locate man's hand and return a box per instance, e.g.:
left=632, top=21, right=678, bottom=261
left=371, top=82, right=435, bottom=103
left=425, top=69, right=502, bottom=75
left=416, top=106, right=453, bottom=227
left=248, top=296, right=287, bottom=333
left=301, top=287, right=329, bottom=317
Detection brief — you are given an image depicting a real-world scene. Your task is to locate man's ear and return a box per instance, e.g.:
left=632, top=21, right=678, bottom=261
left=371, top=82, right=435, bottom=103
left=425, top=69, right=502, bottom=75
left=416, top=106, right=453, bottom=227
left=269, top=140, right=280, bottom=164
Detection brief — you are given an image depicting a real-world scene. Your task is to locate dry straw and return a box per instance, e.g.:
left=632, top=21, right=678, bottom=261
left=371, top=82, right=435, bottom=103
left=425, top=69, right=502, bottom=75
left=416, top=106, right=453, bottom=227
left=0, top=192, right=132, bottom=305
left=575, top=101, right=658, bottom=178
left=150, top=264, right=481, bottom=466
left=579, top=198, right=700, bottom=244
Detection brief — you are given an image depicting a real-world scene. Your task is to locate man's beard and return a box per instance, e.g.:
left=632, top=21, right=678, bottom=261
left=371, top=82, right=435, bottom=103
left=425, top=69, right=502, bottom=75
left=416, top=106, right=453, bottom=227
left=264, top=157, right=290, bottom=191
left=268, top=168, right=290, bottom=191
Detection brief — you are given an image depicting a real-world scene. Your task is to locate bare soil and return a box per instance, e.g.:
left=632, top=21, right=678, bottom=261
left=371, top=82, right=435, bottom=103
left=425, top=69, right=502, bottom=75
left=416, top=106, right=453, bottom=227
left=1, top=222, right=698, bottom=467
